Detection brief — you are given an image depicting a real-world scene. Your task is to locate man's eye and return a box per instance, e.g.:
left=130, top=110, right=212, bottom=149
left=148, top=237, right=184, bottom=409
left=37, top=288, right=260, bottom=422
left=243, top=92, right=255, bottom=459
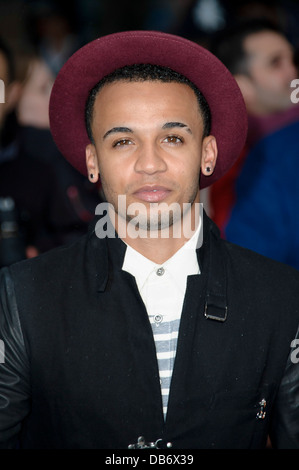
left=113, top=139, right=132, bottom=147
left=269, top=56, right=282, bottom=69
left=163, top=135, right=183, bottom=144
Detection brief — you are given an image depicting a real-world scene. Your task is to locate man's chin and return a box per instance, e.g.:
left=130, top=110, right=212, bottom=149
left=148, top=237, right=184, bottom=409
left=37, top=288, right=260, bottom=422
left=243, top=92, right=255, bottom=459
left=107, top=193, right=200, bottom=238
left=126, top=214, right=176, bottom=232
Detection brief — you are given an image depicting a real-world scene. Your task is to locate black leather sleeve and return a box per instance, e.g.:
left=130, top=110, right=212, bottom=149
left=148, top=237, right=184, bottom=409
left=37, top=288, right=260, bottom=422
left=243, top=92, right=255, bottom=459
left=0, top=267, right=31, bottom=448
left=270, top=325, right=299, bottom=449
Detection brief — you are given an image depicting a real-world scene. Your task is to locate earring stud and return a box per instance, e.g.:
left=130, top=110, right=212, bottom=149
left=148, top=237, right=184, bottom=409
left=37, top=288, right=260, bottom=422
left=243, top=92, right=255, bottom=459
left=206, top=166, right=212, bottom=173
left=90, top=173, right=94, bottom=179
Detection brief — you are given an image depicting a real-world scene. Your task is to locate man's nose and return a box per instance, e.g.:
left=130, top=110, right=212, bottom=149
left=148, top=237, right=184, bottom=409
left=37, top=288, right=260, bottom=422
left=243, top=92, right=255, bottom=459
left=134, top=142, right=167, bottom=175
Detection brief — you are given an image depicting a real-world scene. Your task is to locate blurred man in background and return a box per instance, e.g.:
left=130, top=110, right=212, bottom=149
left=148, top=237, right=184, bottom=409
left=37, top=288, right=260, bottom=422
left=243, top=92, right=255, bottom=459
left=210, top=19, right=299, bottom=269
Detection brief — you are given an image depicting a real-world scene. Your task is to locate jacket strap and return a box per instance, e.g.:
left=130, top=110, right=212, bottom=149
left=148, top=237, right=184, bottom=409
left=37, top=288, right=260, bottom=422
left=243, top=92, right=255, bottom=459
left=204, top=231, right=228, bottom=322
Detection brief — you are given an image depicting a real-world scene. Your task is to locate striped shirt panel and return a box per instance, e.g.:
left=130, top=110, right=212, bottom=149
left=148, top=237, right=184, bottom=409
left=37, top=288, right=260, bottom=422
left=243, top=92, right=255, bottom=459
left=150, top=318, right=180, bottom=417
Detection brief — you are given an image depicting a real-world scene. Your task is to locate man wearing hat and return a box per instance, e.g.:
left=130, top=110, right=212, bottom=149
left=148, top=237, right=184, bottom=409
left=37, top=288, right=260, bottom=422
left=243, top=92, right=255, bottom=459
left=0, top=31, right=299, bottom=449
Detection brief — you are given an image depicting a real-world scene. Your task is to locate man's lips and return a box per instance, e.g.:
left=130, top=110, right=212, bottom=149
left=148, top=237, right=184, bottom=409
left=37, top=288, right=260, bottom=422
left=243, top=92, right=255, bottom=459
left=133, top=185, right=171, bottom=203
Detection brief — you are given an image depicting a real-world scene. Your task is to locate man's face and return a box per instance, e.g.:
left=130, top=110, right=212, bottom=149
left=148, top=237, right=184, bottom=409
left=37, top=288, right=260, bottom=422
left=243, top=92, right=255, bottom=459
left=244, top=30, right=297, bottom=114
left=0, top=51, right=9, bottom=129
left=86, top=80, right=216, bottom=232
left=17, top=59, right=54, bottom=129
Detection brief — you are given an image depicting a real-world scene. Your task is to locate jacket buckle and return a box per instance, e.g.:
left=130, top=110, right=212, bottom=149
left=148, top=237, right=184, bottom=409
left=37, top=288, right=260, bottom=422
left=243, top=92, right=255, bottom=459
left=128, top=436, right=161, bottom=449
left=204, top=302, right=227, bottom=322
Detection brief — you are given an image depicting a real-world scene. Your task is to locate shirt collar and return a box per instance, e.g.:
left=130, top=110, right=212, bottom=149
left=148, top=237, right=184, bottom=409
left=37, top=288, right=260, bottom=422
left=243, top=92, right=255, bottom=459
left=122, top=219, right=201, bottom=291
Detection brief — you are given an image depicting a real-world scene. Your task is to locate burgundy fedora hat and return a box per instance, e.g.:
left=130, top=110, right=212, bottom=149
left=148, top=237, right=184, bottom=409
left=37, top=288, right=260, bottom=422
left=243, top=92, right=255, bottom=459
left=49, top=30, right=247, bottom=189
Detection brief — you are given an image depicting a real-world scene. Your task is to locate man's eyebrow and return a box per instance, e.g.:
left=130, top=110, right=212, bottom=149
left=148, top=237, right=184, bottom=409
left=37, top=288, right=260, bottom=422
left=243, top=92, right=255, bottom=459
left=162, top=122, right=192, bottom=134
left=103, top=127, right=133, bottom=140
left=103, top=122, right=192, bottom=140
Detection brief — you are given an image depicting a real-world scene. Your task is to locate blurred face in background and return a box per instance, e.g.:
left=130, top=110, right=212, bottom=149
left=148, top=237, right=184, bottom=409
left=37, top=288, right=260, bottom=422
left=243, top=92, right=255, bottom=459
left=243, top=30, right=297, bottom=114
left=16, top=58, right=54, bottom=129
left=0, top=51, right=9, bottom=129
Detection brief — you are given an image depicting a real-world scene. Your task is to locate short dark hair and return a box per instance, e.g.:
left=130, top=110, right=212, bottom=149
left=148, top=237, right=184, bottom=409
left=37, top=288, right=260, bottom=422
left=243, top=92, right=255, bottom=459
left=210, top=18, right=282, bottom=76
left=0, top=37, right=15, bottom=84
left=85, top=64, right=211, bottom=143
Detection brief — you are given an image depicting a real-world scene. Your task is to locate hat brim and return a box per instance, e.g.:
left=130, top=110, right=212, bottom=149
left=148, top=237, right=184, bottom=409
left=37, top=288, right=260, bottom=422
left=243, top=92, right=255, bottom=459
left=49, top=30, right=247, bottom=189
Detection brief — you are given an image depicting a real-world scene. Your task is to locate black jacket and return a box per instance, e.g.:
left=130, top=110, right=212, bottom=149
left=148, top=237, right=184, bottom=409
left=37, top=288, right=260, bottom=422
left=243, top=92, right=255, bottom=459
left=0, top=213, right=299, bottom=449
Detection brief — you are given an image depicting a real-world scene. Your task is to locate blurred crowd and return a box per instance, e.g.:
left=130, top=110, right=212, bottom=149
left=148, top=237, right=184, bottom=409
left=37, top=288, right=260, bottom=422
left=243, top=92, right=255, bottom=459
left=0, top=0, right=299, bottom=269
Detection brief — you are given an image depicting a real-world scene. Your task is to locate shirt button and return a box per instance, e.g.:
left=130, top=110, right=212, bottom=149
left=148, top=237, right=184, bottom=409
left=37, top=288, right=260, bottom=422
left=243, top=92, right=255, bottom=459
left=154, top=314, right=163, bottom=325
left=156, top=267, right=165, bottom=276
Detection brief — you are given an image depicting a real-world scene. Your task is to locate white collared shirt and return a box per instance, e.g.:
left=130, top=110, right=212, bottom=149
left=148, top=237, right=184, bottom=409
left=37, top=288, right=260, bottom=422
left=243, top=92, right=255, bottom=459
left=122, top=222, right=201, bottom=417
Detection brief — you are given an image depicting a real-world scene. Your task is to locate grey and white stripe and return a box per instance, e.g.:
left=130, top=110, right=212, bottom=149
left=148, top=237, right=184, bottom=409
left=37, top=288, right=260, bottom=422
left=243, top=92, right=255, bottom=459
left=149, top=317, right=180, bottom=418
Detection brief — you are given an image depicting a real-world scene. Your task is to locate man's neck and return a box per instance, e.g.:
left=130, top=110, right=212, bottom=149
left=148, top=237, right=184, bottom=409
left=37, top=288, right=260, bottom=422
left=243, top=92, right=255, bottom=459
left=115, top=205, right=201, bottom=265
left=123, top=235, right=188, bottom=265
left=247, top=104, right=299, bottom=148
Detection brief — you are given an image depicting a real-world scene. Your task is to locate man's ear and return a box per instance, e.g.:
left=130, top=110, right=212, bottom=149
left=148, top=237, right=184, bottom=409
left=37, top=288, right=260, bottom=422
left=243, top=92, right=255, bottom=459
left=6, top=81, right=22, bottom=112
left=201, top=135, right=218, bottom=176
left=234, top=74, right=256, bottom=112
left=1, top=80, right=22, bottom=117
left=85, top=143, right=99, bottom=183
